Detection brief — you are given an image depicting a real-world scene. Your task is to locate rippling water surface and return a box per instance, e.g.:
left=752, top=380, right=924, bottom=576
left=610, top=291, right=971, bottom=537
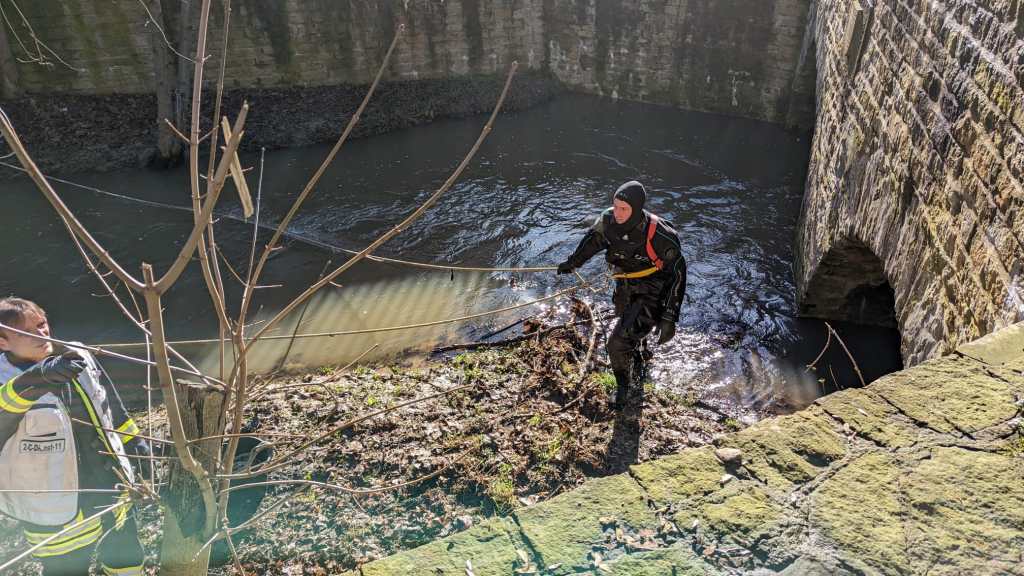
left=1, top=94, right=901, bottom=415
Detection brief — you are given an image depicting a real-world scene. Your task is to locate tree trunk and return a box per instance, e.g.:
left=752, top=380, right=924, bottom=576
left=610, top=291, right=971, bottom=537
left=0, top=16, right=20, bottom=100
left=147, top=0, right=181, bottom=163
left=159, top=382, right=224, bottom=575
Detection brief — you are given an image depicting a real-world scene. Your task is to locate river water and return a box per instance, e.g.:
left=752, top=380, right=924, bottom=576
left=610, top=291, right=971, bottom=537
left=0, top=94, right=901, bottom=417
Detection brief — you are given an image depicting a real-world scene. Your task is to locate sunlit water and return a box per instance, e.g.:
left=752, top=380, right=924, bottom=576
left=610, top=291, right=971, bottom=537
left=1, top=94, right=901, bottom=417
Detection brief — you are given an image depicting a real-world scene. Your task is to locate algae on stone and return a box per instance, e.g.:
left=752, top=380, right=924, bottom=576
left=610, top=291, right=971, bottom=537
left=957, top=321, right=1024, bottom=372
left=514, top=474, right=657, bottom=574
left=602, top=543, right=724, bottom=575
left=722, top=408, right=846, bottom=490
left=809, top=451, right=906, bottom=574
left=870, top=356, right=1018, bottom=435
left=360, top=517, right=524, bottom=576
left=901, top=446, right=1024, bottom=575
left=817, top=388, right=920, bottom=448
left=694, top=485, right=785, bottom=545
left=629, top=447, right=724, bottom=507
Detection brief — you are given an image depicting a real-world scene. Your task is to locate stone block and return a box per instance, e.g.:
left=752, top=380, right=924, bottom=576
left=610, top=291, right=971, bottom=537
left=816, top=388, right=921, bottom=448
left=868, top=354, right=1019, bottom=435
left=514, top=474, right=657, bottom=574
left=628, top=448, right=724, bottom=507
left=601, top=543, right=724, bottom=575
left=809, top=451, right=906, bottom=574
left=719, top=407, right=846, bottom=490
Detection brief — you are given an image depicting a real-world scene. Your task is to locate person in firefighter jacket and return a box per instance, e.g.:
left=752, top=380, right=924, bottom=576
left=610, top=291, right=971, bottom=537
left=0, top=297, right=147, bottom=575
left=557, top=181, right=686, bottom=409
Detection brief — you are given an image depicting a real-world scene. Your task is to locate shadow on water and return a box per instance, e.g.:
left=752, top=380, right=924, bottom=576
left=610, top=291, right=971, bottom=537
left=1, top=94, right=902, bottom=415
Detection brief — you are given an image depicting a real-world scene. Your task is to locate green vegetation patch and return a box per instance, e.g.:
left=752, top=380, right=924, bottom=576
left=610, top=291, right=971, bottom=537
left=360, top=517, right=525, bottom=576
left=513, top=474, right=657, bottom=574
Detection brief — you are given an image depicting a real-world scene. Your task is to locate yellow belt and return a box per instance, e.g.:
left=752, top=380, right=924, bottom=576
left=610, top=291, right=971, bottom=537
left=612, top=266, right=659, bottom=279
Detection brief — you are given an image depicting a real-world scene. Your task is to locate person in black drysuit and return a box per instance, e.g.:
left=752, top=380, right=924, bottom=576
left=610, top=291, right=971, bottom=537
left=557, top=181, right=686, bottom=409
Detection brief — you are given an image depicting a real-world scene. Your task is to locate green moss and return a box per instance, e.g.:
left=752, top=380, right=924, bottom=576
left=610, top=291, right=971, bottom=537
left=810, top=451, right=906, bottom=573
left=695, top=485, right=784, bottom=543
left=722, top=408, right=846, bottom=490
left=629, top=447, right=724, bottom=507
left=869, top=355, right=1018, bottom=435
left=514, top=474, right=657, bottom=573
left=603, top=543, right=723, bottom=575
left=239, top=0, right=294, bottom=76
left=816, top=388, right=919, bottom=448
left=901, top=447, right=1024, bottom=574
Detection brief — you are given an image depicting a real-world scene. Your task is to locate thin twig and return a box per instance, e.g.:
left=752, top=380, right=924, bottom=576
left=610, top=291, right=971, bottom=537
left=244, top=61, right=518, bottom=350
left=239, top=24, right=406, bottom=331
left=0, top=322, right=224, bottom=385
left=0, top=108, right=144, bottom=290
left=825, top=322, right=866, bottom=387
left=135, top=0, right=198, bottom=63
left=163, top=118, right=190, bottom=143
left=805, top=324, right=833, bottom=372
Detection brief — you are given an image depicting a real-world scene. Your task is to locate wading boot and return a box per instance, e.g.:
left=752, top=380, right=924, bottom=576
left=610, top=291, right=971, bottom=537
left=609, top=370, right=631, bottom=410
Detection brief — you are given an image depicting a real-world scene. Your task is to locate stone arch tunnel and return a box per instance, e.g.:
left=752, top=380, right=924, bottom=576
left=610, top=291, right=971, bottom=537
left=795, top=0, right=1024, bottom=367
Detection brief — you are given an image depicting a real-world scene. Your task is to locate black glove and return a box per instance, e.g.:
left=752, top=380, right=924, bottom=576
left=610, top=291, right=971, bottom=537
left=14, top=351, right=87, bottom=388
left=656, top=319, right=676, bottom=345
left=556, top=261, right=574, bottom=275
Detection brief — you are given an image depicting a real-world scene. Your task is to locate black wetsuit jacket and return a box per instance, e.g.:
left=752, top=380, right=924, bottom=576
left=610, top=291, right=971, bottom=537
left=565, top=208, right=686, bottom=322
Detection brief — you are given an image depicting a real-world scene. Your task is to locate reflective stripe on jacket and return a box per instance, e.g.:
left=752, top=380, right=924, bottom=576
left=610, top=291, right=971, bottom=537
left=0, top=346, right=134, bottom=525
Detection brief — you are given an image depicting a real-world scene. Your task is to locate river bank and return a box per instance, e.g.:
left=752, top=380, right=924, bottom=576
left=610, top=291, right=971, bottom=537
left=0, top=313, right=740, bottom=575
left=167, top=316, right=737, bottom=574
left=0, top=70, right=562, bottom=175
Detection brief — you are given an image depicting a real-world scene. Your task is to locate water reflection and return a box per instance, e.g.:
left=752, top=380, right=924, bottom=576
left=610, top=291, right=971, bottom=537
left=1, top=94, right=900, bottom=416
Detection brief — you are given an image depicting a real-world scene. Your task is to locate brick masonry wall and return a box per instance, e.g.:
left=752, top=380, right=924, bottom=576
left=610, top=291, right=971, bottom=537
left=0, top=0, right=814, bottom=126
left=796, top=0, right=1024, bottom=365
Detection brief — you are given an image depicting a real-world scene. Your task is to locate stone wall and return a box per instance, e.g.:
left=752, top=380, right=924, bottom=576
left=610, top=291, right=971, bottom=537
left=796, top=0, right=1024, bottom=365
left=543, top=0, right=816, bottom=128
left=0, top=0, right=814, bottom=127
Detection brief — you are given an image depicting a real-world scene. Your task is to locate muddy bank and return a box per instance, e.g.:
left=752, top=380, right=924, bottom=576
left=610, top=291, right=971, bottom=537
left=0, top=70, right=562, bottom=175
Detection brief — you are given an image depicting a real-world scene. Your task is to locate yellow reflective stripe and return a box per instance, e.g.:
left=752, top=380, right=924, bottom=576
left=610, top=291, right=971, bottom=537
left=71, top=378, right=117, bottom=461
left=116, top=418, right=140, bottom=444
left=0, top=378, right=33, bottom=414
left=612, top=266, right=659, bottom=279
left=26, top=509, right=103, bottom=558
left=31, top=526, right=101, bottom=557
left=24, top=511, right=102, bottom=544
left=113, top=498, right=131, bottom=530
left=102, top=562, right=144, bottom=576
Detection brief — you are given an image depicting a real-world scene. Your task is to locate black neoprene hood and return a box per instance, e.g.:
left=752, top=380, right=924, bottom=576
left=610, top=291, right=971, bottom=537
left=610, top=180, right=647, bottom=234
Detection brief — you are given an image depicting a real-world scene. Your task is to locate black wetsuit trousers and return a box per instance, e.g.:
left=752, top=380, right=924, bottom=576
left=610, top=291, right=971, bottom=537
left=607, top=279, right=666, bottom=397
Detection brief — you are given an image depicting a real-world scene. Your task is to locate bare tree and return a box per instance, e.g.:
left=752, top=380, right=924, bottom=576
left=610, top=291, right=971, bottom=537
left=0, top=2, right=523, bottom=573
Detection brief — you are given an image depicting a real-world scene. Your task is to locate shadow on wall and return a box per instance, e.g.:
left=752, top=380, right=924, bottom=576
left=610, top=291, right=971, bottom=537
left=795, top=238, right=904, bottom=391
left=799, top=238, right=898, bottom=329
